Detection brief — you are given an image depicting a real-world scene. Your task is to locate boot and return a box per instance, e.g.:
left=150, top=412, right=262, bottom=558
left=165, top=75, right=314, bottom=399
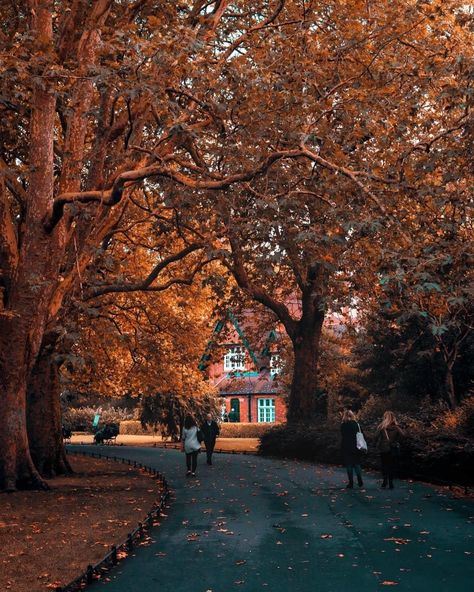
left=346, top=481, right=354, bottom=489
left=357, top=477, right=364, bottom=488
left=381, top=479, right=387, bottom=489
left=389, top=479, right=394, bottom=489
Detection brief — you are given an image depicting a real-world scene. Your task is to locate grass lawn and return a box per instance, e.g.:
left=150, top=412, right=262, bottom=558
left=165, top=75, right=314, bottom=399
left=0, top=455, right=163, bottom=592
left=70, top=433, right=260, bottom=453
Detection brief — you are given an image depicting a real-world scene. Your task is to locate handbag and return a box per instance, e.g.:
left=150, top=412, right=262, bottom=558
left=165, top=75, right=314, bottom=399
left=356, top=422, right=368, bottom=452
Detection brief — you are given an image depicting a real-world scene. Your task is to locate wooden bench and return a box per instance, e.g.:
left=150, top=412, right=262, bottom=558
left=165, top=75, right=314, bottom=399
left=94, top=423, right=119, bottom=445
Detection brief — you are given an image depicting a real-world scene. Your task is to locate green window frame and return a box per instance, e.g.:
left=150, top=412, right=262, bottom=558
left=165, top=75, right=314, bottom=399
left=258, top=398, right=275, bottom=423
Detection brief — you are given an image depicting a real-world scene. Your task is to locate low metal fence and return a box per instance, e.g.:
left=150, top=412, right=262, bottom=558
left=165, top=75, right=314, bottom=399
left=56, top=449, right=170, bottom=592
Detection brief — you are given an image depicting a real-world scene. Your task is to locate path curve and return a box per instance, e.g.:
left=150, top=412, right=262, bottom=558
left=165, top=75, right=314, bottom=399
left=75, top=445, right=473, bottom=592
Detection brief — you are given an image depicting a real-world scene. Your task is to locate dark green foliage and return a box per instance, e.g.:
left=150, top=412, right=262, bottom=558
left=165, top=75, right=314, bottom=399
left=354, top=314, right=473, bottom=405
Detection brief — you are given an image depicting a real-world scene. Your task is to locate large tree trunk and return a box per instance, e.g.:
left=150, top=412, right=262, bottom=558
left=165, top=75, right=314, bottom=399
left=0, top=1, right=57, bottom=490
left=0, top=316, right=48, bottom=491
left=27, top=333, right=72, bottom=477
left=287, top=310, right=326, bottom=423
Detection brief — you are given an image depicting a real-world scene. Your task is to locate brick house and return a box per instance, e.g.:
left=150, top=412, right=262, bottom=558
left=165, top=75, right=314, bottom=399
left=199, top=311, right=286, bottom=423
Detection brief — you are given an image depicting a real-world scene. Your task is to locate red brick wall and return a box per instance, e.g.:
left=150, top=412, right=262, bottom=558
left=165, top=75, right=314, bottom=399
left=223, top=394, right=287, bottom=423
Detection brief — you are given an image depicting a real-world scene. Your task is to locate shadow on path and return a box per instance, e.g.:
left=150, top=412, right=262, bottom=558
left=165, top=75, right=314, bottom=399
left=75, top=446, right=473, bottom=592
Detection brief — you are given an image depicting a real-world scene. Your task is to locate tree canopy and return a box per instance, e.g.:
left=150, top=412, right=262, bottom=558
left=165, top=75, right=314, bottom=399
left=0, top=0, right=472, bottom=489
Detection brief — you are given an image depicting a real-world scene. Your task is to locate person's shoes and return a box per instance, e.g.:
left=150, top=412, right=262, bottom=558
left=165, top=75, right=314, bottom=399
left=186, top=470, right=191, bottom=477
left=207, top=460, right=212, bottom=465
left=357, top=479, right=364, bottom=488
left=381, top=481, right=387, bottom=489
left=389, top=483, right=394, bottom=489
left=191, top=472, right=196, bottom=478
left=346, top=483, right=354, bottom=489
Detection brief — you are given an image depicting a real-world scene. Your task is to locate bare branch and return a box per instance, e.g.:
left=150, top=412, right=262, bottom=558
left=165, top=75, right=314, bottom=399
left=218, top=1, right=285, bottom=66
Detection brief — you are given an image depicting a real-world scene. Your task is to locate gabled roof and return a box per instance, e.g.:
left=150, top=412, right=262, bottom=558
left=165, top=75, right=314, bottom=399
left=198, top=310, right=279, bottom=372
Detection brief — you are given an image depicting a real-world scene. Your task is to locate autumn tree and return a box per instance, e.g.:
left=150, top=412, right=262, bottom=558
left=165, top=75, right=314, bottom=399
left=0, top=0, right=284, bottom=490
left=167, top=0, right=473, bottom=422
left=0, top=0, right=471, bottom=487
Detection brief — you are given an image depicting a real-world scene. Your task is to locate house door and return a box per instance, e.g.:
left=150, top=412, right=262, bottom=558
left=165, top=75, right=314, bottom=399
left=230, top=398, right=240, bottom=422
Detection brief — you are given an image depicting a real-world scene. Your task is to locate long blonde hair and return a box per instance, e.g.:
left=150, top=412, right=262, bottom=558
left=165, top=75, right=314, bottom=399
left=378, top=411, right=398, bottom=431
left=342, top=409, right=356, bottom=422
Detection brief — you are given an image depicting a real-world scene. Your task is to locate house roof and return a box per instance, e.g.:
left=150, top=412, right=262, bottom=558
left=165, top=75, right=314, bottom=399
left=218, top=374, right=281, bottom=396
left=198, top=310, right=281, bottom=372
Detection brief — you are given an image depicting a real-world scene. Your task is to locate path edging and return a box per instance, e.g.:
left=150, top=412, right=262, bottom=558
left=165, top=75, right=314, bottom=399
left=56, top=449, right=170, bottom=592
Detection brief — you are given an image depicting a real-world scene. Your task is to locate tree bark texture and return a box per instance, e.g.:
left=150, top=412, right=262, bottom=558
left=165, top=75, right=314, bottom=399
left=444, top=362, right=458, bottom=410
left=0, top=1, right=56, bottom=490
left=287, top=311, right=326, bottom=423
left=27, top=333, right=72, bottom=477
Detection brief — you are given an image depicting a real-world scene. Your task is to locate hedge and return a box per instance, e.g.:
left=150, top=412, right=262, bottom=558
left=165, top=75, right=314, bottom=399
left=219, top=422, right=276, bottom=438
left=258, top=421, right=474, bottom=487
left=119, top=420, right=155, bottom=435
left=119, top=420, right=276, bottom=437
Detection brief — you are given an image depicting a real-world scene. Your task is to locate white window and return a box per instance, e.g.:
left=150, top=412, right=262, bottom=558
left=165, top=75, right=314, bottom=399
left=270, top=353, right=282, bottom=376
left=224, top=345, right=246, bottom=371
left=258, top=398, right=275, bottom=423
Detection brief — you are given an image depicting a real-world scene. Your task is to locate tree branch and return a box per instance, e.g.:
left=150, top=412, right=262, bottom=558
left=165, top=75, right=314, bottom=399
left=44, top=149, right=305, bottom=232
left=218, top=1, right=285, bottom=66
left=226, top=228, right=297, bottom=338
left=299, top=144, right=413, bottom=246
left=86, top=243, right=205, bottom=299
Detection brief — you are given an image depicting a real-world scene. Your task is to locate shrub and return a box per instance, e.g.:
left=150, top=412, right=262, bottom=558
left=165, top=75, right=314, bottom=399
left=435, top=396, right=474, bottom=437
left=258, top=419, right=474, bottom=486
left=258, top=421, right=342, bottom=464
left=119, top=420, right=155, bottom=435
left=219, top=422, right=276, bottom=438
left=458, top=396, right=474, bottom=437
left=63, top=406, right=134, bottom=431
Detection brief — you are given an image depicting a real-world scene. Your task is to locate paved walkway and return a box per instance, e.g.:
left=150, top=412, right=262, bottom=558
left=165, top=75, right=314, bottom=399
left=76, top=446, right=473, bottom=592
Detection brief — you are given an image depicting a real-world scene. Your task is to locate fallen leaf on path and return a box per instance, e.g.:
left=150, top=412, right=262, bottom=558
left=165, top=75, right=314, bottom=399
left=381, top=581, right=398, bottom=586
left=384, top=538, right=411, bottom=545
left=235, top=560, right=247, bottom=566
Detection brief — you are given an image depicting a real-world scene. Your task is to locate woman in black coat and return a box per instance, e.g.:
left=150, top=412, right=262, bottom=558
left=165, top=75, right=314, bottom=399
left=375, top=411, right=404, bottom=489
left=340, top=409, right=364, bottom=488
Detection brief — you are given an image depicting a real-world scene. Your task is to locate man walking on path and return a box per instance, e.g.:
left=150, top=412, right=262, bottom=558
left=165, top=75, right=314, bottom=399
left=201, top=413, right=220, bottom=465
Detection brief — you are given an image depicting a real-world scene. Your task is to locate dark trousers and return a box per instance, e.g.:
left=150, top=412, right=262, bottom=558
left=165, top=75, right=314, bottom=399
left=204, top=439, right=216, bottom=464
left=380, top=452, right=395, bottom=485
left=346, top=464, right=363, bottom=485
left=186, top=451, right=199, bottom=473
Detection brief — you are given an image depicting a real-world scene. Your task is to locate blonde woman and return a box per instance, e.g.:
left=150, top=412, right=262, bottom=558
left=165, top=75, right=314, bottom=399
left=375, top=411, right=404, bottom=489
left=340, top=410, right=364, bottom=489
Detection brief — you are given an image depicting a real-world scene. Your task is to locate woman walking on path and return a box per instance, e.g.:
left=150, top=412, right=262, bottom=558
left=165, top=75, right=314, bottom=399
left=340, top=410, right=364, bottom=489
left=181, top=416, right=201, bottom=477
left=375, top=411, right=404, bottom=489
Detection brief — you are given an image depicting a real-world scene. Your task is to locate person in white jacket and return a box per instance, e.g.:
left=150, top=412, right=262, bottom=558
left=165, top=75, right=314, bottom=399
left=181, top=416, right=202, bottom=477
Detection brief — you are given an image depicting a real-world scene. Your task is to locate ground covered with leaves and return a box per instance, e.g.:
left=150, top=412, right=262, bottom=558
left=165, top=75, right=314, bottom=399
left=0, top=455, right=161, bottom=592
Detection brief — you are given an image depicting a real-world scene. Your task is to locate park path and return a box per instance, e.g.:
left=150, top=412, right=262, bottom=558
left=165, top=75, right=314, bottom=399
left=76, top=445, right=473, bottom=592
